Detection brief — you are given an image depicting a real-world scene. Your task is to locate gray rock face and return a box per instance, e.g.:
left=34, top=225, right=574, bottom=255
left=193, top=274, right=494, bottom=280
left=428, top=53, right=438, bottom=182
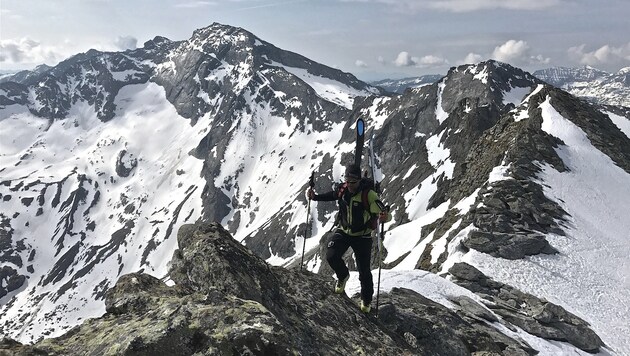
left=449, top=262, right=604, bottom=353
left=0, top=266, right=25, bottom=300
left=2, top=222, right=568, bottom=355
left=378, top=288, right=536, bottom=356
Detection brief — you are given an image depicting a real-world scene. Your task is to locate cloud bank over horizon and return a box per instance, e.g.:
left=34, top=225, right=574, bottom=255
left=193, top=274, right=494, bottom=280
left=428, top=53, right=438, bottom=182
left=1, top=0, right=628, bottom=79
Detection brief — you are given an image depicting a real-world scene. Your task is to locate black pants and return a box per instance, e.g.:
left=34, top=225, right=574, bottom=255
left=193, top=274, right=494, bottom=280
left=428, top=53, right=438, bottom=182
left=326, top=231, right=373, bottom=303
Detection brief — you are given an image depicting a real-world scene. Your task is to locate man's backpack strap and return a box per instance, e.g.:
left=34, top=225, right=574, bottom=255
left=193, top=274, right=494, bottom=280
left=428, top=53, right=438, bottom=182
left=362, top=189, right=379, bottom=230
left=361, top=189, right=370, bottom=210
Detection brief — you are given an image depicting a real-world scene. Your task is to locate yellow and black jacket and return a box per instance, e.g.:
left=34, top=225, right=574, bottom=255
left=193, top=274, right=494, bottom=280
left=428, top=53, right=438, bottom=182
left=312, top=179, right=391, bottom=237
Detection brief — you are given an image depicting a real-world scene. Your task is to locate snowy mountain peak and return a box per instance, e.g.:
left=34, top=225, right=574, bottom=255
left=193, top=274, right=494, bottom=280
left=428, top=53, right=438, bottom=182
left=188, top=22, right=259, bottom=53
left=451, top=60, right=539, bottom=86
left=435, top=60, right=541, bottom=117
left=371, top=74, right=442, bottom=94
left=534, top=65, right=609, bottom=85
left=142, top=35, right=173, bottom=50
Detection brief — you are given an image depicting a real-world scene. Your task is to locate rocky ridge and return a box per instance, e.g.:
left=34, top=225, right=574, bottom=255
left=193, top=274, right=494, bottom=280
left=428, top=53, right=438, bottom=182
left=1, top=222, right=604, bottom=355
left=293, top=61, right=580, bottom=273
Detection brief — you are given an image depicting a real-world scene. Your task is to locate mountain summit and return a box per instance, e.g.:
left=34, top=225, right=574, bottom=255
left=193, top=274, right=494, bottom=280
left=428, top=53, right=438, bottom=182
left=1, top=24, right=630, bottom=355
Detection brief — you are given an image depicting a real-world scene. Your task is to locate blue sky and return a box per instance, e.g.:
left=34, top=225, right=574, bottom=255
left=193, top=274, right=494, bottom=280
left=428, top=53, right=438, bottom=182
left=1, top=0, right=629, bottom=80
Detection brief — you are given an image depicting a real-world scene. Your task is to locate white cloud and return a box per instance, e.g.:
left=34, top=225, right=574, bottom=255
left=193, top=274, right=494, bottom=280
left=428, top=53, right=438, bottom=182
left=458, top=52, right=485, bottom=65
left=417, top=54, right=448, bottom=68
left=0, top=38, right=62, bottom=65
left=394, top=51, right=417, bottom=67
left=491, top=40, right=549, bottom=65
left=114, top=36, right=138, bottom=51
left=393, top=51, right=448, bottom=68
left=568, top=43, right=630, bottom=66
left=377, top=56, right=385, bottom=64
left=355, top=59, right=368, bottom=67
left=492, top=40, right=530, bottom=62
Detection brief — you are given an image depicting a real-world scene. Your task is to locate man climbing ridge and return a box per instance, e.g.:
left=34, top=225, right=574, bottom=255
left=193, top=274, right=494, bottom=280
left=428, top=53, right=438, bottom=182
left=308, top=164, right=390, bottom=313
left=307, top=119, right=391, bottom=313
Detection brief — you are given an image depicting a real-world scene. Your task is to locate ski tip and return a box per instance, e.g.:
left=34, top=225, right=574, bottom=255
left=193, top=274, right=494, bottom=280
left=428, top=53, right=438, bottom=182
left=356, top=118, right=365, bottom=136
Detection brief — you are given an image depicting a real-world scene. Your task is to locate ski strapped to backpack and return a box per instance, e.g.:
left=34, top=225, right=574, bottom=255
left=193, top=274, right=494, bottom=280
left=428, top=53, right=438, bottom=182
left=355, top=118, right=365, bottom=167
left=329, top=118, right=382, bottom=232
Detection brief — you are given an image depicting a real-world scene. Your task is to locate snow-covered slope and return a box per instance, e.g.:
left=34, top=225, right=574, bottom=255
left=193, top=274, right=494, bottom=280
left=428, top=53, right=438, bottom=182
left=0, top=82, right=209, bottom=339
left=444, top=94, right=630, bottom=355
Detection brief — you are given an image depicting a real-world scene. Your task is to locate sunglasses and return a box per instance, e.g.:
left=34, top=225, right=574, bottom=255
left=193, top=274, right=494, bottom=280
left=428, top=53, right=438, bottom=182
left=345, top=178, right=360, bottom=184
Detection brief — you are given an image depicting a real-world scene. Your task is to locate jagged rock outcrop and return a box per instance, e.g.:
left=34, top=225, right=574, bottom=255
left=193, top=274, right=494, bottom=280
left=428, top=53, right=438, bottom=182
left=448, top=262, right=604, bottom=353
left=1, top=222, right=579, bottom=356
left=115, top=150, right=138, bottom=178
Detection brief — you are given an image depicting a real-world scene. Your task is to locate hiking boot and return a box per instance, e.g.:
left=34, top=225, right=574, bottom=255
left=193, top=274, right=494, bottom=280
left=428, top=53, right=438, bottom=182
left=334, top=274, right=350, bottom=294
left=360, top=300, right=371, bottom=313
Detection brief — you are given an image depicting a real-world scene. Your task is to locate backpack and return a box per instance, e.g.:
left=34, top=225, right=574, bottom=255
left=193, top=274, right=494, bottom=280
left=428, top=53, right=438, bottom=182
left=336, top=177, right=380, bottom=231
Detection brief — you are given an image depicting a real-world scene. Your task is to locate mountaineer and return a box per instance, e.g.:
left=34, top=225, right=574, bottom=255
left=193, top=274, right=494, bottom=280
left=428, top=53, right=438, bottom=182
left=308, top=163, right=390, bottom=313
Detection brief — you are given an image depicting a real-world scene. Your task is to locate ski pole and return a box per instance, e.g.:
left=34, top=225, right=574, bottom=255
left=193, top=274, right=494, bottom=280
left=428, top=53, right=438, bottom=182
left=300, top=171, right=315, bottom=271
left=375, top=206, right=389, bottom=318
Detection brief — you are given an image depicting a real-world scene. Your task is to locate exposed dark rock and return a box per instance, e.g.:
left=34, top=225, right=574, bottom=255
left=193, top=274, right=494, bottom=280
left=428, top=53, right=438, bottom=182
left=463, top=231, right=557, bottom=260
left=379, top=288, right=535, bottom=356
left=115, top=149, right=138, bottom=177
left=0, top=266, right=26, bottom=300
left=449, top=262, right=604, bottom=353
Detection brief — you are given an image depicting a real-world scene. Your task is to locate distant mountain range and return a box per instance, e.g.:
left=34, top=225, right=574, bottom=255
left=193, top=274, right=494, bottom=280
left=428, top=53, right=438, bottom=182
left=373, top=66, right=630, bottom=108
left=533, top=66, right=630, bottom=107
left=370, top=75, right=442, bottom=94
left=2, top=23, right=630, bottom=355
